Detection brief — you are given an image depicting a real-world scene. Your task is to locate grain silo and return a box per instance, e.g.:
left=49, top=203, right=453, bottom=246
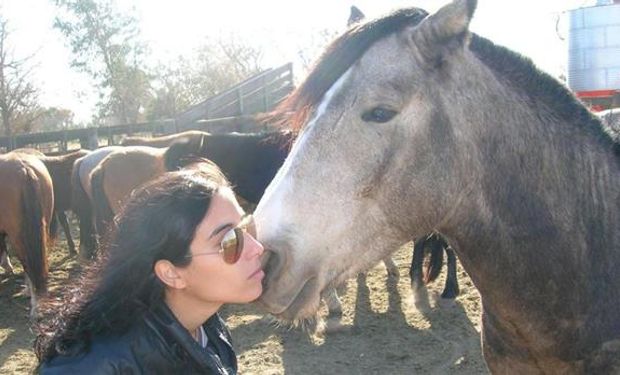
left=568, top=0, right=620, bottom=111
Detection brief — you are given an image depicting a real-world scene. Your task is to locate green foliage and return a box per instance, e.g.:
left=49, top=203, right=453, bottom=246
left=146, top=35, right=264, bottom=121
left=34, top=107, right=75, bottom=132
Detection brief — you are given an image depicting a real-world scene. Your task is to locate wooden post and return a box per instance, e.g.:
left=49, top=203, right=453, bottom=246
left=61, top=130, right=68, bottom=152
left=237, top=89, right=244, bottom=115
left=262, top=75, right=269, bottom=112
left=88, top=130, right=99, bottom=149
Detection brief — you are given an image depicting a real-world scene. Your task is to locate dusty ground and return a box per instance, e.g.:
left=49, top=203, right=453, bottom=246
left=0, top=222, right=488, bottom=375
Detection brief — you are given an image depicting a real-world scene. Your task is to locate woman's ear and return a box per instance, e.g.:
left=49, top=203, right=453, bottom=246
left=154, top=259, right=187, bottom=289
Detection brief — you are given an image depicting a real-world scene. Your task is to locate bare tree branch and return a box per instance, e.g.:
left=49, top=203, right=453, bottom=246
left=0, top=15, right=41, bottom=136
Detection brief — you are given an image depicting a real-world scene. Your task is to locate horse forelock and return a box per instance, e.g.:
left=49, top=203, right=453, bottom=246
left=469, top=35, right=620, bottom=156
left=270, top=7, right=429, bottom=133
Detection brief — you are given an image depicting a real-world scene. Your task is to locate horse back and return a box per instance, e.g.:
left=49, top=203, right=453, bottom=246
left=120, top=130, right=209, bottom=147
left=95, top=146, right=166, bottom=213
left=77, top=146, right=124, bottom=199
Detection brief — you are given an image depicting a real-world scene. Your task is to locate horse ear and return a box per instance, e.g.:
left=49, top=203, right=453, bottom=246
left=410, top=0, right=477, bottom=66
left=348, top=5, right=365, bottom=26
left=164, top=137, right=190, bottom=171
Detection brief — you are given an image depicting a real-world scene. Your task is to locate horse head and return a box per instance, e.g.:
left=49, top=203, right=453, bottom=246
left=164, top=133, right=210, bottom=171
left=255, top=0, right=479, bottom=322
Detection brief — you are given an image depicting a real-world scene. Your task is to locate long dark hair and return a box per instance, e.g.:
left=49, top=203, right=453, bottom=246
left=35, top=162, right=229, bottom=364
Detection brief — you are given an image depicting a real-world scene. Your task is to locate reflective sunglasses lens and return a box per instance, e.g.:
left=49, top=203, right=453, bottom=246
left=221, top=229, right=242, bottom=264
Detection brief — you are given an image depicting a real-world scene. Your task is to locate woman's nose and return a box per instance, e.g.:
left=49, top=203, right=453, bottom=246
left=245, top=232, right=264, bottom=258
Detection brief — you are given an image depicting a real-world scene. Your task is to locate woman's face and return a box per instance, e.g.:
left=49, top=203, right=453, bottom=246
left=179, top=187, right=265, bottom=304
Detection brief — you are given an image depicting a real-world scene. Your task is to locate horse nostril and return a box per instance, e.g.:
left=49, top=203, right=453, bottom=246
left=261, top=249, right=283, bottom=289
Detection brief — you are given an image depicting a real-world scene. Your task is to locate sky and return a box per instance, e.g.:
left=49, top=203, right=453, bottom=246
left=1, top=0, right=597, bottom=123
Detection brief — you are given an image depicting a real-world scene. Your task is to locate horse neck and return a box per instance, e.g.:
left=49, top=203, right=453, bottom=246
left=438, top=61, right=620, bottom=316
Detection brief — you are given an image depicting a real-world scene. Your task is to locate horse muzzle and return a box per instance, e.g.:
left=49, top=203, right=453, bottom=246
left=258, top=245, right=322, bottom=320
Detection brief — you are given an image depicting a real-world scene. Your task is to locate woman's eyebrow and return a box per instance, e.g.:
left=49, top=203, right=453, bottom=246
left=208, top=214, right=248, bottom=239
left=209, top=223, right=233, bottom=239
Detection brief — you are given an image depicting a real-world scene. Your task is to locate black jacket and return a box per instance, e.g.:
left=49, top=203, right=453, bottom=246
left=39, top=304, right=237, bottom=374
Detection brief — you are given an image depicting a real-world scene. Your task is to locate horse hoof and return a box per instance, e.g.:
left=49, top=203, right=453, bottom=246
left=436, top=296, right=457, bottom=309
left=412, top=287, right=431, bottom=312
left=383, top=260, right=399, bottom=277
left=1, top=268, right=14, bottom=276
left=322, top=318, right=350, bottom=334
left=386, top=268, right=399, bottom=278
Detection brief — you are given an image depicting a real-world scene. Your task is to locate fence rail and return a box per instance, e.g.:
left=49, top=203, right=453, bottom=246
left=175, top=62, right=293, bottom=126
left=0, top=62, right=294, bottom=153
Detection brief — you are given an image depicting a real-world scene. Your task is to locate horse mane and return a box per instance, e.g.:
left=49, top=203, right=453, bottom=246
left=469, top=35, right=620, bottom=156
left=269, top=7, right=429, bottom=132
left=271, top=6, right=619, bottom=157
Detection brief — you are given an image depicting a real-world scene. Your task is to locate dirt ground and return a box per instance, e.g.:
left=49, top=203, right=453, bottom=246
left=0, top=224, right=489, bottom=375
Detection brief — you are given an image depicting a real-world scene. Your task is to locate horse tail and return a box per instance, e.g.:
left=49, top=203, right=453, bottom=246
left=423, top=234, right=444, bottom=284
left=90, top=165, right=114, bottom=238
left=48, top=211, right=59, bottom=241
left=36, top=155, right=58, bottom=242
left=71, top=157, right=97, bottom=257
left=20, top=166, right=49, bottom=294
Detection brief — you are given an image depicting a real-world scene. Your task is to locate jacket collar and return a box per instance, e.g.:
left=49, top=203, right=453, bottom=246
left=145, top=302, right=236, bottom=374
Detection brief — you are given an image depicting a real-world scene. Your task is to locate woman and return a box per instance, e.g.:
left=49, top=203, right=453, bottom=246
left=35, top=161, right=264, bottom=374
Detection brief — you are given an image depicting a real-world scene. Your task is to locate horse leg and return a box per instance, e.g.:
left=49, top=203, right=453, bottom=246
left=325, top=287, right=343, bottom=316
left=77, top=207, right=98, bottom=260
left=441, top=246, right=460, bottom=299
left=58, top=211, right=76, bottom=255
left=26, top=276, right=39, bottom=318
left=320, top=287, right=349, bottom=334
left=410, top=238, right=430, bottom=311
left=0, top=235, right=14, bottom=275
left=382, top=256, right=399, bottom=277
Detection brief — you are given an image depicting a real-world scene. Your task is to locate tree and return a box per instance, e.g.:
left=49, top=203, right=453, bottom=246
left=53, top=0, right=151, bottom=126
left=147, top=35, right=264, bottom=121
left=145, top=62, right=192, bottom=121
left=35, top=107, right=75, bottom=132
left=189, top=34, right=264, bottom=99
left=0, top=16, right=42, bottom=137
left=296, top=28, right=339, bottom=75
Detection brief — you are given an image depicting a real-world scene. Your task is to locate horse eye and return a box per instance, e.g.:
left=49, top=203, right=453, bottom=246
left=361, top=107, right=398, bottom=123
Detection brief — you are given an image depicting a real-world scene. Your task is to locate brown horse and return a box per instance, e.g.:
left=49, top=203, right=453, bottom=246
left=70, top=146, right=124, bottom=259
left=0, top=151, right=53, bottom=316
left=46, top=150, right=90, bottom=255
left=14, top=148, right=90, bottom=255
left=90, top=136, right=209, bottom=238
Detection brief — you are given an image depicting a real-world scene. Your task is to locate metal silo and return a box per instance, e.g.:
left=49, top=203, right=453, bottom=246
left=568, top=0, right=620, bottom=110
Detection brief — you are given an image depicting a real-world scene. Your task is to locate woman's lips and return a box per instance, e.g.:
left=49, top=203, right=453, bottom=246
left=249, top=268, right=265, bottom=280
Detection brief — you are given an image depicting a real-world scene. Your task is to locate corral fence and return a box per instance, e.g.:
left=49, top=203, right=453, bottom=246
left=0, top=63, right=294, bottom=154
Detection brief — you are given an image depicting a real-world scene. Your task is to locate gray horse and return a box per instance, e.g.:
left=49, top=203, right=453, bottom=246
left=598, top=108, right=620, bottom=134
left=254, top=0, right=620, bottom=373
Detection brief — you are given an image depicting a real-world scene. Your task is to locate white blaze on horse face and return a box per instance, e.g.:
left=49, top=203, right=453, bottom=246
left=255, top=69, right=353, bottom=243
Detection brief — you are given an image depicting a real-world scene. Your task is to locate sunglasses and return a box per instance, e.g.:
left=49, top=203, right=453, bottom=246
left=186, top=214, right=257, bottom=264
